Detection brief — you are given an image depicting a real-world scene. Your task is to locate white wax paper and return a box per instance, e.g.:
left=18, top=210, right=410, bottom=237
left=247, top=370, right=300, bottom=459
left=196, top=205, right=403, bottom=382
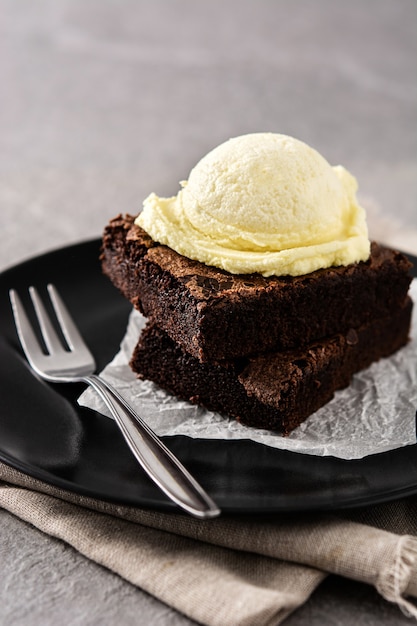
left=79, top=280, right=417, bottom=459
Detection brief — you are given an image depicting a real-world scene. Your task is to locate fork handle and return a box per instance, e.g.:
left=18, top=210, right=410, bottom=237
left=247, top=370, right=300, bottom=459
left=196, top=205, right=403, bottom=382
left=82, top=374, right=220, bottom=519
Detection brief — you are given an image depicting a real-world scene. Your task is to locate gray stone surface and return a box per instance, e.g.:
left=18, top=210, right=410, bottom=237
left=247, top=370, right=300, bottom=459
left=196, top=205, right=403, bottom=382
left=1, top=0, right=416, bottom=624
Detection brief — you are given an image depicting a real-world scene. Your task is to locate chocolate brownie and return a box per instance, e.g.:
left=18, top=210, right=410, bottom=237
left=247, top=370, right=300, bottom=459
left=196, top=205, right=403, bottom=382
left=130, top=297, right=413, bottom=435
left=102, top=214, right=413, bottom=363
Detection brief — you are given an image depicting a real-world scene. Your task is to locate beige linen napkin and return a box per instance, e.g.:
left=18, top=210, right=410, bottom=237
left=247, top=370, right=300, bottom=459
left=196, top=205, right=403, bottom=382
left=1, top=462, right=417, bottom=625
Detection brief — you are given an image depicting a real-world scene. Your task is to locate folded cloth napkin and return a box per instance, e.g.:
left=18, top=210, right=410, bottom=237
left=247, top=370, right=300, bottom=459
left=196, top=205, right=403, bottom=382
left=1, top=462, right=417, bottom=625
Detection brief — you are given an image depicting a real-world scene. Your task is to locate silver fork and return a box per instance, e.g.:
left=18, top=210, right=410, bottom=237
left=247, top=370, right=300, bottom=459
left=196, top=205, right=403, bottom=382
left=9, top=284, right=220, bottom=519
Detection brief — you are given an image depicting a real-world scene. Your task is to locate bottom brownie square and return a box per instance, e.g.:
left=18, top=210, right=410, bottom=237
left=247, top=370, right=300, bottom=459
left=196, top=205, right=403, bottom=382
left=130, top=298, right=413, bottom=435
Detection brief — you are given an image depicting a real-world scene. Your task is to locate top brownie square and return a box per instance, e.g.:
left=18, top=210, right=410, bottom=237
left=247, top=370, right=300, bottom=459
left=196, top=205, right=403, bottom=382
left=101, top=214, right=412, bottom=362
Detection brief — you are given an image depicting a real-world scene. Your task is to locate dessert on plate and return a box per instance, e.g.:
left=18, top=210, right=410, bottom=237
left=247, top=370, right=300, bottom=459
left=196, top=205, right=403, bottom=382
left=101, top=133, right=413, bottom=434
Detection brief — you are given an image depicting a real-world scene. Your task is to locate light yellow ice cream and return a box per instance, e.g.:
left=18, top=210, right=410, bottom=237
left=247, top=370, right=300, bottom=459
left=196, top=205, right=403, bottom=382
left=136, top=133, right=370, bottom=277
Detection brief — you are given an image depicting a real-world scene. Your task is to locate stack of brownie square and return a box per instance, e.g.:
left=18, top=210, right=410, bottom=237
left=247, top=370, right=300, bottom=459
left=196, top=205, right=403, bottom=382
left=101, top=214, right=413, bottom=435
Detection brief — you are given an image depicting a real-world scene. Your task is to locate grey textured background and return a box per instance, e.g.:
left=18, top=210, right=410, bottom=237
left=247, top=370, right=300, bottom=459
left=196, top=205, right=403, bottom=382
left=1, top=0, right=416, bottom=624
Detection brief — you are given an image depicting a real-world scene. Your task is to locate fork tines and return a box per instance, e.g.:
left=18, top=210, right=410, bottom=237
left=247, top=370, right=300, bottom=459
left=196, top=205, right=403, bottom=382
left=9, top=284, right=93, bottom=368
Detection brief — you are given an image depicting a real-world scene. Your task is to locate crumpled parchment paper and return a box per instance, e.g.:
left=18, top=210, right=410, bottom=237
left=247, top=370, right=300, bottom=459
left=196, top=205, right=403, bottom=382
left=79, top=280, right=417, bottom=459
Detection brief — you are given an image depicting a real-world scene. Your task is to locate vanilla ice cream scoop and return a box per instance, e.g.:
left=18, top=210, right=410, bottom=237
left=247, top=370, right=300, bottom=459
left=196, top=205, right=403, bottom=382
left=136, top=133, right=370, bottom=276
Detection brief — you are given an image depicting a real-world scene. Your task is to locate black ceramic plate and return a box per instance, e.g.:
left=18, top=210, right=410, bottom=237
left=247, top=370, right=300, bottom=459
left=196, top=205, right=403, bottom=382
left=0, top=240, right=416, bottom=515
